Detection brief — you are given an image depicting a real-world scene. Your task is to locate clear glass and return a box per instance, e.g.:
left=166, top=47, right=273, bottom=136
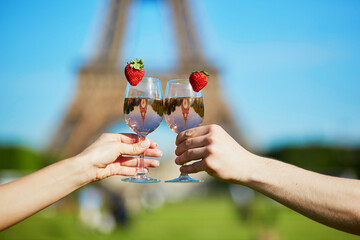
left=164, top=79, right=204, bottom=183
left=122, top=77, right=163, bottom=183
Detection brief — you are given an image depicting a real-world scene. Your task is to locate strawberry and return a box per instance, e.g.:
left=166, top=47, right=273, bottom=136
left=189, top=70, right=209, bottom=92
left=124, top=58, right=145, bottom=86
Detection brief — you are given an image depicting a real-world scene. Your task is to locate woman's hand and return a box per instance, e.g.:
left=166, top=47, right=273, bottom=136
left=76, top=133, right=162, bottom=182
left=174, top=125, right=257, bottom=184
left=0, top=133, right=162, bottom=230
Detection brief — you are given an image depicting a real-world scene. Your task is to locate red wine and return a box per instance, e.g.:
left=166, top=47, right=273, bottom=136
left=124, top=98, right=163, bottom=136
left=164, top=97, right=204, bottom=134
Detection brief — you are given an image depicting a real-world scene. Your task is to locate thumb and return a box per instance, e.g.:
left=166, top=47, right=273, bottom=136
left=118, top=138, right=150, bottom=155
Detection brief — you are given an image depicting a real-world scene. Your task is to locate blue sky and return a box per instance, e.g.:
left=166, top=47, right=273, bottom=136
left=0, top=0, right=360, bottom=151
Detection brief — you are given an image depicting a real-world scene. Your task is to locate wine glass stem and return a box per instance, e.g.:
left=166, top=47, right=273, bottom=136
left=138, top=135, right=146, bottom=174
left=180, top=163, right=189, bottom=176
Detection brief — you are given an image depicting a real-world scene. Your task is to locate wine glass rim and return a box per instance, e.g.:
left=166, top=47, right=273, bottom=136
left=135, top=77, right=160, bottom=84
left=167, top=79, right=189, bottom=84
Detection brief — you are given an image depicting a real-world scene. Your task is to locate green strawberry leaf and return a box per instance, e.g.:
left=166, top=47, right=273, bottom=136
left=191, top=70, right=209, bottom=76
left=128, top=58, right=145, bottom=70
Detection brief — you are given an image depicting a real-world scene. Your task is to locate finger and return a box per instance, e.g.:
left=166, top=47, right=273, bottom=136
left=119, top=134, right=158, bottom=148
left=116, top=157, right=160, bottom=168
left=118, top=139, right=151, bottom=155
left=180, top=160, right=207, bottom=174
left=120, top=149, right=162, bottom=158
left=149, top=139, right=158, bottom=149
left=96, top=163, right=148, bottom=179
left=175, top=135, right=211, bottom=156
left=143, top=148, right=163, bottom=157
left=98, top=133, right=122, bottom=142
left=99, top=133, right=158, bottom=148
left=176, top=125, right=211, bottom=145
left=114, top=166, right=148, bottom=176
left=175, top=147, right=209, bottom=165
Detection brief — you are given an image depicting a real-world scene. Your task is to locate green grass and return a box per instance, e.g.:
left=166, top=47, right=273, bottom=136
left=1, top=195, right=358, bottom=240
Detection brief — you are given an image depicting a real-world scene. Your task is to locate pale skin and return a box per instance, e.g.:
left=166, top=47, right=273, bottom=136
left=175, top=124, right=360, bottom=235
left=0, top=133, right=161, bottom=231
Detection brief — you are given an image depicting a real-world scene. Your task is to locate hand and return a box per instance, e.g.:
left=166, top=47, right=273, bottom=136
left=75, top=133, right=162, bottom=182
left=175, top=124, right=257, bottom=184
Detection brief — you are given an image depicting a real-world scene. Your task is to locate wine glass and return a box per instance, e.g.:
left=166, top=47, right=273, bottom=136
left=164, top=79, right=204, bottom=183
left=122, top=77, right=163, bottom=183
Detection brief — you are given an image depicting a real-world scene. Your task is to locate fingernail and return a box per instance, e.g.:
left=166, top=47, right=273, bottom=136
left=185, top=130, right=193, bottom=137
left=140, top=139, right=150, bottom=148
left=175, top=157, right=179, bottom=165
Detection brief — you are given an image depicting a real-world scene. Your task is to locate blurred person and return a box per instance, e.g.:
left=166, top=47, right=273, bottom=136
left=175, top=124, right=360, bottom=235
left=0, top=133, right=161, bottom=231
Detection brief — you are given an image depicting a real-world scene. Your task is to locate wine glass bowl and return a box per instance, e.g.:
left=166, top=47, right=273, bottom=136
left=122, top=77, right=163, bottom=183
left=164, top=79, right=204, bottom=183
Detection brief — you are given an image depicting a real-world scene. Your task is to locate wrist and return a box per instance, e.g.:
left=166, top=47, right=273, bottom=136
left=65, top=155, right=95, bottom=187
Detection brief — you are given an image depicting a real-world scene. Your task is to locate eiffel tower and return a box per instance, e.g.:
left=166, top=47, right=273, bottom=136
left=49, top=0, right=245, bottom=157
